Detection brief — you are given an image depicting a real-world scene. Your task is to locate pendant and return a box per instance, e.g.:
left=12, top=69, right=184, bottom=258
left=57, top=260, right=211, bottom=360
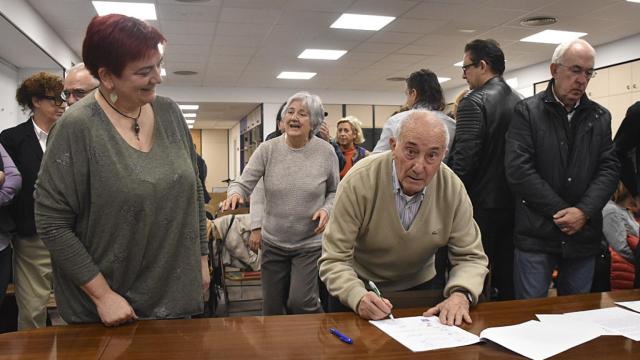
left=134, top=122, right=140, bottom=139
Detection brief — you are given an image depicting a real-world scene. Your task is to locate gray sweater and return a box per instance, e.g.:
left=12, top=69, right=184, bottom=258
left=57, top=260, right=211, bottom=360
left=602, top=200, right=638, bottom=263
left=228, top=135, right=338, bottom=250
left=35, top=94, right=207, bottom=323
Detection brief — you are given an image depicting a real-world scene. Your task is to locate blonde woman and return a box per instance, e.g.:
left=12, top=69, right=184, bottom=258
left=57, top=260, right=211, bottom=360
left=333, top=116, right=369, bottom=179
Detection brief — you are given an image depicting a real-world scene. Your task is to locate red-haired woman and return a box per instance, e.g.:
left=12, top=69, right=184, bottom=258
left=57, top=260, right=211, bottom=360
left=35, top=14, right=209, bottom=326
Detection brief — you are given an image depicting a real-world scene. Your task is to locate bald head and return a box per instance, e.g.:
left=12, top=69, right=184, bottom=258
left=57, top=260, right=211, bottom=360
left=390, top=110, right=448, bottom=195
left=64, top=63, right=100, bottom=105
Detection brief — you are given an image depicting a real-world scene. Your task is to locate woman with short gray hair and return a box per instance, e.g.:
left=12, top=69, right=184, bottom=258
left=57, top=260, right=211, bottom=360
left=222, top=91, right=339, bottom=315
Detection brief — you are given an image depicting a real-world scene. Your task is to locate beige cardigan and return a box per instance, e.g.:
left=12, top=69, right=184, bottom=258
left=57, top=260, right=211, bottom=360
left=319, top=152, right=488, bottom=311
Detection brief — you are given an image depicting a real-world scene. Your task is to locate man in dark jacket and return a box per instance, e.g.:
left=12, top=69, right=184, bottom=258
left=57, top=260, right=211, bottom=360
left=505, top=39, right=619, bottom=299
left=447, top=39, right=521, bottom=301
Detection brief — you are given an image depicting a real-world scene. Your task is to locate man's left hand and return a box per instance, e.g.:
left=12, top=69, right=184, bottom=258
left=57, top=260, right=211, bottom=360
left=423, top=292, right=471, bottom=326
left=553, top=207, right=587, bottom=235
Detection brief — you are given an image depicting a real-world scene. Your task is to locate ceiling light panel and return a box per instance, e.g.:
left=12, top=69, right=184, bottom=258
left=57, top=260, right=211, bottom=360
left=92, top=1, right=157, bottom=20
left=277, top=71, right=317, bottom=80
left=179, top=105, right=200, bottom=111
left=438, top=77, right=451, bottom=83
left=330, top=13, right=396, bottom=31
left=454, top=61, right=463, bottom=67
left=520, top=30, right=587, bottom=44
left=298, top=49, right=347, bottom=60
left=183, top=113, right=198, bottom=118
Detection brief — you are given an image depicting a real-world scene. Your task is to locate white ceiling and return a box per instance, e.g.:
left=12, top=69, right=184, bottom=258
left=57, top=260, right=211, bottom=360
left=0, top=14, right=61, bottom=69
left=20, top=0, right=640, bottom=127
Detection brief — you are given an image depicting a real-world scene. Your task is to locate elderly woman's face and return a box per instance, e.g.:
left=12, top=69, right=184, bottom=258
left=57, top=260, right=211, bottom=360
left=111, top=49, right=163, bottom=107
left=283, top=100, right=311, bottom=139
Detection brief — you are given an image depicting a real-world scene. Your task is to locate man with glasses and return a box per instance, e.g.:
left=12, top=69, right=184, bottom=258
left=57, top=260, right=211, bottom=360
left=447, top=39, right=521, bottom=301
left=505, top=39, right=619, bottom=299
left=62, top=63, right=99, bottom=106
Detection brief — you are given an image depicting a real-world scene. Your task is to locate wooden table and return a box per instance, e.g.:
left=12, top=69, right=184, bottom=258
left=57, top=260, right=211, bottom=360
left=1, top=290, right=639, bottom=359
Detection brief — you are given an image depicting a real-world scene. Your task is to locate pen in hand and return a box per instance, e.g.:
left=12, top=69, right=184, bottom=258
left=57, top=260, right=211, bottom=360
left=368, top=280, right=395, bottom=320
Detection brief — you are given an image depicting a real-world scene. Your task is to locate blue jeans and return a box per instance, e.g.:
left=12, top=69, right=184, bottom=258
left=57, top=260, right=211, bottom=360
left=514, top=248, right=596, bottom=299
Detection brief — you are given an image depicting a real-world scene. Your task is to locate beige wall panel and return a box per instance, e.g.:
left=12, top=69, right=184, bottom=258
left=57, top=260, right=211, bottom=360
left=608, top=63, right=632, bottom=96
left=608, top=93, right=634, bottom=137
left=345, top=104, right=373, bottom=128
left=374, top=105, right=401, bottom=128
left=190, top=129, right=202, bottom=154
left=324, top=104, right=343, bottom=138
left=534, top=81, right=549, bottom=94
left=202, top=129, right=229, bottom=191
left=587, top=68, right=609, bottom=99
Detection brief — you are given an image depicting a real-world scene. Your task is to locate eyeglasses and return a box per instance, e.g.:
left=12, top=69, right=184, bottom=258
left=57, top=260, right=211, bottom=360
left=61, top=86, right=98, bottom=101
left=39, top=95, right=66, bottom=107
left=461, top=62, right=479, bottom=72
left=557, top=63, right=596, bottom=79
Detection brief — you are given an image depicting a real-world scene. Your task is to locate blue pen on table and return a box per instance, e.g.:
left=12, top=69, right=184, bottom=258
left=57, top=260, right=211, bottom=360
left=368, top=280, right=395, bottom=320
left=330, top=328, right=353, bottom=344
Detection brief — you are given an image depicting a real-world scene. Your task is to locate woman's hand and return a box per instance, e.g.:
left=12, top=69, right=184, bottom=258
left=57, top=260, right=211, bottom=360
left=82, top=273, right=137, bottom=327
left=249, top=229, right=262, bottom=252
left=201, top=255, right=211, bottom=300
left=312, top=208, right=329, bottom=234
left=95, top=290, right=138, bottom=327
left=220, top=193, right=243, bottom=211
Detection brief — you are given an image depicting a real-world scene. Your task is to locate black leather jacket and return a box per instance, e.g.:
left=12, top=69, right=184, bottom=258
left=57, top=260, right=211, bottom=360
left=505, top=81, right=620, bottom=258
left=448, top=76, right=521, bottom=209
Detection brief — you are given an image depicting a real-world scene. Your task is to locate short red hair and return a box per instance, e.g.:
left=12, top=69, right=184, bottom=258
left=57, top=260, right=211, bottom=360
left=82, top=14, right=166, bottom=79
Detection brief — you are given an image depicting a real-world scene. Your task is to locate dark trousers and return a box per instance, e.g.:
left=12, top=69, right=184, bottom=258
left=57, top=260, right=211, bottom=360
left=0, top=246, right=11, bottom=307
left=325, top=275, right=443, bottom=313
left=475, top=208, right=515, bottom=300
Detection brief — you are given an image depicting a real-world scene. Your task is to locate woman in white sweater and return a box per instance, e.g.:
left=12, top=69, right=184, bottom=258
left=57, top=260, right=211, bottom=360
left=222, top=92, right=339, bottom=315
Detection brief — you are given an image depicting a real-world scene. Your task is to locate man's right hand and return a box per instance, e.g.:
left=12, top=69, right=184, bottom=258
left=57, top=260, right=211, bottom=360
left=94, top=290, right=137, bottom=327
left=356, top=292, right=393, bottom=320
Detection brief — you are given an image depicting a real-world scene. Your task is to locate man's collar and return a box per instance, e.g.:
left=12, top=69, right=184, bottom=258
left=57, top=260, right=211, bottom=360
left=551, top=82, right=580, bottom=112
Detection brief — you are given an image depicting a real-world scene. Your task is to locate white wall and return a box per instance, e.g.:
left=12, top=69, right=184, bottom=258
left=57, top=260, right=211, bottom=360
left=262, top=102, right=283, bottom=139
left=0, top=58, right=19, bottom=131
left=445, top=33, right=640, bottom=101
left=0, top=0, right=80, bottom=69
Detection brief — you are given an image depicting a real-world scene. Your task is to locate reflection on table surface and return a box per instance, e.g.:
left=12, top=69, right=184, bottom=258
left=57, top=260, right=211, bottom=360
left=1, top=289, right=639, bottom=359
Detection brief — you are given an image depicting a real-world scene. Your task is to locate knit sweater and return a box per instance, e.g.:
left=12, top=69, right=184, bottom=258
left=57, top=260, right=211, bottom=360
left=319, top=152, right=488, bottom=311
left=228, top=135, right=338, bottom=250
left=35, top=94, right=207, bottom=323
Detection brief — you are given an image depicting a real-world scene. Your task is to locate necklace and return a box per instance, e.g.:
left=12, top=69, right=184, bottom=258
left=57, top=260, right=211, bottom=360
left=98, top=89, right=142, bottom=139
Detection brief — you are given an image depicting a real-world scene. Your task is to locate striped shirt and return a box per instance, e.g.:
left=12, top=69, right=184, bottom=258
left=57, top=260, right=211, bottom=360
left=391, top=160, right=426, bottom=230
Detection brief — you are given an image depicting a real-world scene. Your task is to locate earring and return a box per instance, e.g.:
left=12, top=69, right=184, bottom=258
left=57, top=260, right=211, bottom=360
left=110, top=92, right=118, bottom=104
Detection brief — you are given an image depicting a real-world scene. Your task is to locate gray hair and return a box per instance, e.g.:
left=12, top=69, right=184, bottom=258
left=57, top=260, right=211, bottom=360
left=392, top=109, right=449, bottom=149
left=551, top=39, right=596, bottom=65
left=66, top=62, right=100, bottom=87
left=281, top=91, right=325, bottom=139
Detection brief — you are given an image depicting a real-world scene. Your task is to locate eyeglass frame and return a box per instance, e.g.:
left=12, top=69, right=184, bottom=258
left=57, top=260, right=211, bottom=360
left=461, top=61, right=480, bottom=72
left=61, top=86, right=99, bottom=101
left=38, top=95, right=66, bottom=107
left=556, top=63, right=596, bottom=79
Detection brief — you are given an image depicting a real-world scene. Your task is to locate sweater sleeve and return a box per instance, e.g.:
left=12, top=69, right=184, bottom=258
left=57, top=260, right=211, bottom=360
left=35, top=118, right=101, bottom=287
left=603, top=208, right=636, bottom=264
left=442, top=181, right=489, bottom=304
left=249, top=179, right=266, bottom=230
left=318, top=174, right=368, bottom=312
left=227, top=143, right=268, bottom=200
left=320, top=148, right=339, bottom=215
left=0, top=144, right=21, bottom=206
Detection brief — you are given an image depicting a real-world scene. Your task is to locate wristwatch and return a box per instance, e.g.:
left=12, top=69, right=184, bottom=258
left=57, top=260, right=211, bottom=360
left=452, top=289, right=473, bottom=305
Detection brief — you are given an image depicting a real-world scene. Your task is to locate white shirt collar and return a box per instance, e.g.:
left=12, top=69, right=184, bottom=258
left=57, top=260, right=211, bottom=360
left=32, top=118, right=48, bottom=151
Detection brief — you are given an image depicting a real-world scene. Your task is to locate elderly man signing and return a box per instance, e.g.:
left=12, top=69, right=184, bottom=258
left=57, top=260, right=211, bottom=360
left=319, top=109, right=488, bottom=326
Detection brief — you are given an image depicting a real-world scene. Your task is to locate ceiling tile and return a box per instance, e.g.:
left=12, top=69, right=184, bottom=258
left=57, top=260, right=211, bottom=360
left=219, top=7, right=282, bottom=25
left=156, top=3, right=221, bottom=22
left=368, top=31, right=424, bottom=44
left=347, top=0, right=420, bottom=17
left=161, top=21, right=216, bottom=35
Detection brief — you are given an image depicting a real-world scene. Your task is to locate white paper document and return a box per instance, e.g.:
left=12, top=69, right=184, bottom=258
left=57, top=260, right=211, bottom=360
left=615, top=300, right=640, bottom=313
left=562, top=307, right=640, bottom=341
left=369, top=316, right=480, bottom=352
left=479, top=319, right=602, bottom=360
